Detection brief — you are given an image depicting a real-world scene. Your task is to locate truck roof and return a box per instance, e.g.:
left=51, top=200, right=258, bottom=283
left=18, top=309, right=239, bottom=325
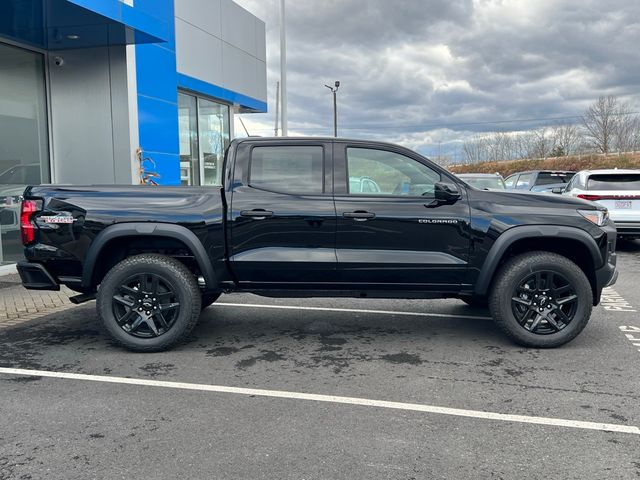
left=231, top=136, right=411, bottom=151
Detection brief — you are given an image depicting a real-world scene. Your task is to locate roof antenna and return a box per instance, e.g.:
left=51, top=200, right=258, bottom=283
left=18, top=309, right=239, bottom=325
left=238, top=116, right=251, bottom=136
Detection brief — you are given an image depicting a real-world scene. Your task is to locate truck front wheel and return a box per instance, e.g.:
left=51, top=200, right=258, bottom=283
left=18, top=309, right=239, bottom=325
left=489, top=251, right=593, bottom=348
left=96, top=254, right=201, bottom=352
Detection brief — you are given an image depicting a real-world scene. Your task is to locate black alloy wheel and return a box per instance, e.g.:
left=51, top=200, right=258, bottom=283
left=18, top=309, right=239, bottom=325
left=511, top=271, right=578, bottom=335
left=97, top=254, right=202, bottom=352
left=489, top=251, right=593, bottom=348
left=112, top=273, right=180, bottom=338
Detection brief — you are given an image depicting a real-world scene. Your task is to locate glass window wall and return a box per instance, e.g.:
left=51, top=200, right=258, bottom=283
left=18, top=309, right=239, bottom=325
left=0, top=42, right=49, bottom=264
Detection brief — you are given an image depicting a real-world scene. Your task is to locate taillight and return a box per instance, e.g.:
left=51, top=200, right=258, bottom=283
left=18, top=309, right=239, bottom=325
left=20, top=200, right=40, bottom=245
left=577, top=194, right=640, bottom=201
left=577, top=194, right=602, bottom=201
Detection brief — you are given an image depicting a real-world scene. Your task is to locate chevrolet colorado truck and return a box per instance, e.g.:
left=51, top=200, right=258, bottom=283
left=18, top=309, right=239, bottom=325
left=17, top=138, right=618, bottom=351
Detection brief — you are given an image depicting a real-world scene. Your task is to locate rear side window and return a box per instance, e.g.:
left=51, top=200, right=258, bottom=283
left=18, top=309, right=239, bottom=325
left=587, top=174, right=640, bottom=190
left=504, top=174, right=518, bottom=188
left=515, top=173, right=533, bottom=189
left=249, top=146, right=324, bottom=194
left=535, top=172, right=574, bottom=185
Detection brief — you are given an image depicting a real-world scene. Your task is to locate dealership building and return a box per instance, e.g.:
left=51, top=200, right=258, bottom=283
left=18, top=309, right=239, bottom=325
left=0, top=0, right=268, bottom=264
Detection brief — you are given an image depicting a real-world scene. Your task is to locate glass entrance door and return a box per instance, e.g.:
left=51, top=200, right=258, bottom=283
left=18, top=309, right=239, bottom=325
left=177, top=91, right=230, bottom=186
left=0, top=42, right=49, bottom=264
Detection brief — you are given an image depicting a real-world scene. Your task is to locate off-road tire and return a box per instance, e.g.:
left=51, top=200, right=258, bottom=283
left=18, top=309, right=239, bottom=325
left=489, top=251, right=593, bottom=348
left=96, top=254, right=201, bottom=352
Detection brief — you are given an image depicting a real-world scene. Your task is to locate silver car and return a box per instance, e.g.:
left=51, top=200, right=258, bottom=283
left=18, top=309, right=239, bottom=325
left=563, top=169, right=640, bottom=238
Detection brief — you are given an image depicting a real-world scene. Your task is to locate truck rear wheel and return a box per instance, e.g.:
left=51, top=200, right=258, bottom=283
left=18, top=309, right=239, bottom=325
left=489, top=251, right=593, bottom=348
left=96, top=254, right=201, bottom=352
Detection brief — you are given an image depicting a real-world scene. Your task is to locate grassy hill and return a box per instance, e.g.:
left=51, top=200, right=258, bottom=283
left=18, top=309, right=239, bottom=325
left=447, top=153, right=640, bottom=177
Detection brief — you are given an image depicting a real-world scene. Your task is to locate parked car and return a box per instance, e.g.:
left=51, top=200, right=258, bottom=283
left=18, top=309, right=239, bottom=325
left=18, top=137, right=617, bottom=351
left=349, top=176, right=381, bottom=194
left=563, top=169, right=640, bottom=239
left=504, top=170, right=575, bottom=193
left=456, top=173, right=506, bottom=190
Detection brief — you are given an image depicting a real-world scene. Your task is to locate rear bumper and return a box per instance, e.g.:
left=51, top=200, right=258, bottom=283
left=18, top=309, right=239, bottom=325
left=612, top=221, right=640, bottom=236
left=17, top=262, right=60, bottom=291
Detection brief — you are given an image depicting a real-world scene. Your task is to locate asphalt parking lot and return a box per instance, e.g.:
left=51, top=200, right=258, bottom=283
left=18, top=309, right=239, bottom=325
left=1, top=242, right=640, bottom=479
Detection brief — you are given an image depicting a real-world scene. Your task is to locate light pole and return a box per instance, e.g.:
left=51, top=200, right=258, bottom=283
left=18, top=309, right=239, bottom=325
left=324, top=81, right=340, bottom=137
left=279, top=0, right=288, bottom=136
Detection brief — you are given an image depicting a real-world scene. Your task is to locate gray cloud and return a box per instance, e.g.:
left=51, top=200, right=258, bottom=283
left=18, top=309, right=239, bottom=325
left=234, top=0, right=640, bottom=157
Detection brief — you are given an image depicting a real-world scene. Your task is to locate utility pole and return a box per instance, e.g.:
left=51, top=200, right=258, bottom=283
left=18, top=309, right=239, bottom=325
left=279, top=0, right=288, bottom=136
left=274, top=81, right=280, bottom=136
left=324, top=81, right=340, bottom=137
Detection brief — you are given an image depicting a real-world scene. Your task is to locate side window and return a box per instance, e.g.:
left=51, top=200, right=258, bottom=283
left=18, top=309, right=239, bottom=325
left=346, top=148, right=440, bottom=197
left=504, top=174, right=518, bottom=189
left=515, top=173, right=533, bottom=189
left=249, top=146, right=324, bottom=194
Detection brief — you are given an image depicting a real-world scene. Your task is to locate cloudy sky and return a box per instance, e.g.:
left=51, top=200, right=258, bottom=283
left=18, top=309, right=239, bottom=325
left=233, top=0, right=640, bottom=159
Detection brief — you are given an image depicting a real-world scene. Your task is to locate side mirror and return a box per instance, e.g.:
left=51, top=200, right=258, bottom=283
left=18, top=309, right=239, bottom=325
left=434, top=182, right=461, bottom=203
left=551, top=187, right=565, bottom=194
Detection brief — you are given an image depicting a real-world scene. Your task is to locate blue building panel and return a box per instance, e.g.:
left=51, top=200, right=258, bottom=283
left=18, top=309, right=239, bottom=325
left=178, top=74, right=268, bottom=113
left=136, top=44, right=179, bottom=105
left=133, top=0, right=182, bottom=185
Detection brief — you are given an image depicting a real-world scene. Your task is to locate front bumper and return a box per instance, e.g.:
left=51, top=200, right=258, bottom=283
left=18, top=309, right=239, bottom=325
left=17, top=262, right=60, bottom=291
left=594, top=221, right=618, bottom=302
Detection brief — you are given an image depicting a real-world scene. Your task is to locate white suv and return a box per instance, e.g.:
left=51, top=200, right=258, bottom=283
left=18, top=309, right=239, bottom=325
left=563, top=169, right=640, bottom=238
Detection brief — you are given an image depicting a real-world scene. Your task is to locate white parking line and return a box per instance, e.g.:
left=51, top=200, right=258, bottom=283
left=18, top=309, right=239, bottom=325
left=214, top=303, right=493, bottom=320
left=1, top=367, right=637, bottom=435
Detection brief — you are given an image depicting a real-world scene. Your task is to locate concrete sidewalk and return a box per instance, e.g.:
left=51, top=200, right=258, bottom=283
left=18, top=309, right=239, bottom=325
left=0, top=273, right=76, bottom=329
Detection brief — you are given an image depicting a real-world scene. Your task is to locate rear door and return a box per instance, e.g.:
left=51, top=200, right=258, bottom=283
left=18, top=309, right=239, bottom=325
left=333, top=142, right=471, bottom=291
left=228, top=140, right=336, bottom=288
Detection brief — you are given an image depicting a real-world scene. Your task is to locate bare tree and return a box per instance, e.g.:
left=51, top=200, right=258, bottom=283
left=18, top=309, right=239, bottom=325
left=582, top=95, right=619, bottom=154
left=551, top=122, right=581, bottom=156
left=614, top=100, right=640, bottom=153
left=527, top=127, right=554, bottom=159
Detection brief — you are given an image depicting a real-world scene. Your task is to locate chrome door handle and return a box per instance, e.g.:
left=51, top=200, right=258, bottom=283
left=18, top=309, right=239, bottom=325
left=343, top=211, right=376, bottom=221
left=240, top=209, right=274, bottom=219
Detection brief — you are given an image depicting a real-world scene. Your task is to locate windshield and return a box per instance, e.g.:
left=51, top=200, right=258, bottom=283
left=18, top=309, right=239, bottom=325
left=535, top=172, right=574, bottom=185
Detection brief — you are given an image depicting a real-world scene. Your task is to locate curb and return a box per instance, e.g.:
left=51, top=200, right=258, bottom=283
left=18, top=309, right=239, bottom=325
left=0, top=263, right=18, bottom=277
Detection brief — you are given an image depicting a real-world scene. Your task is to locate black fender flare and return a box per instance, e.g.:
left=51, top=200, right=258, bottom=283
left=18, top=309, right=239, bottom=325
left=81, top=223, right=217, bottom=290
left=474, top=225, right=602, bottom=296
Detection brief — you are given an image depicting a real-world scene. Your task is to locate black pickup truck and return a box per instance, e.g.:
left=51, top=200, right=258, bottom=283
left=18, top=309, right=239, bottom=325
left=18, top=138, right=617, bottom=351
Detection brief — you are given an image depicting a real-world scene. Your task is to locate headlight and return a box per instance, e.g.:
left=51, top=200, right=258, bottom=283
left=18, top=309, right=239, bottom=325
left=578, top=209, right=609, bottom=226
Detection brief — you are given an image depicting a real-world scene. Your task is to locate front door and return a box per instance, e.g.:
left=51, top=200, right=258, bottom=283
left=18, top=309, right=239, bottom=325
left=229, top=141, right=336, bottom=288
left=334, top=143, right=470, bottom=291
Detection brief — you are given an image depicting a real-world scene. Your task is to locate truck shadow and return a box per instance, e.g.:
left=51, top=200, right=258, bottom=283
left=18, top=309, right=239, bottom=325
left=616, top=238, right=640, bottom=252
left=0, top=301, right=503, bottom=374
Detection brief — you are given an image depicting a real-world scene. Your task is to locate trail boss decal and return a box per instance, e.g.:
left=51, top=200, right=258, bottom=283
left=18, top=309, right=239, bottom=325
left=418, top=219, right=459, bottom=224
left=41, top=214, right=76, bottom=224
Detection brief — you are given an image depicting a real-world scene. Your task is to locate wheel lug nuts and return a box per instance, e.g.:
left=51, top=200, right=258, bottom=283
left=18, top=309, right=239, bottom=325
left=146, top=311, right=150, bottom=315
left=138, top=308, right=142, bottom=311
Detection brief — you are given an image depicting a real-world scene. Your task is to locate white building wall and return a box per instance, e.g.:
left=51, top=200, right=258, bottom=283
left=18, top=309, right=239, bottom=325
left=174, top=0, right=267, bottom=103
